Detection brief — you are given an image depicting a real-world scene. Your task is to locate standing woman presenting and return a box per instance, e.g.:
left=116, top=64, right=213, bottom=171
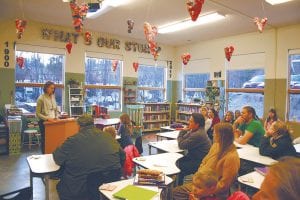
left=36, top=81, right=59, bottom=154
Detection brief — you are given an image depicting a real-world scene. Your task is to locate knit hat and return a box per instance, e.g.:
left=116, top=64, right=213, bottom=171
left=77, top=114, right=94, bottom=127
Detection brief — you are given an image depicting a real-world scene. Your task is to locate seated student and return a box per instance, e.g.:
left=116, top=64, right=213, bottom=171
left=173, top=123, right=240, bottom=200
left=103, top=126, right=117, bottom=138
left=259, top=121, right=297, bottom=159
left=223, top=111, right=234, bottom=124
left=177, top=113, right=211, bottom=186
left=234, top=110, right=241, bottom=121
left=233, top=106, right=265, bottom=147
left=200, top=106, right=212, bottom=134
left=252, top=157, right=300, bottom=200
left=118, top=113, right=134, bottom=149
left=189, top=169, right=218, bottom=200
left=53, top=114, right=125, bottom=200
left=264, top=108, right=279, bottom=134
left=207, top=108, right=221, bottom=140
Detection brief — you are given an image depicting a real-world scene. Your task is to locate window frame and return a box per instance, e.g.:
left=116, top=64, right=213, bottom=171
left=136, top=64, right=167, bottom=103
left=287, top=52, right=300, bottom=122
left=183, top=73, right=210, bottom=102
left=84, top=56, right=123, bottom=111
left=14, top=49, right=65, bottom=112
left=225, top=68, right=265, bottom=116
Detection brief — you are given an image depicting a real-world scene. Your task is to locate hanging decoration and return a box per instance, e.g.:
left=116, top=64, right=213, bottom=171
left=254, top=17, right=267, bottom=33
left=133, top=62, right=139, bottom=72
left=69, top=0, right=89, bottom=32
left=144, top=22, right=160, bottom=60
left=15, top=19, right=27, bottom=39
left=127, top=19, right=134, bottom=33
left=224, top=46, right=234, bottom=61
left=16, top=56, right=25, bottom=69
left=112, top=60, right=119, bottom=72
left=181, top=53, right=191, bottom=65
left=66, top=41, right=73, bottom=54
left=186, top=0, right=205, bottom=21
left=84, top=31, right=92, bottom=45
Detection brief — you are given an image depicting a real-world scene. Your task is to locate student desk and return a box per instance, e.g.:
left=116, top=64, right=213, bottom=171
left=133, top=153, right=183, bottom=176
left=160, top=126, right=175, bottom=132
left=94, top=118, right=120, bottom=130
left=26, top=154, right=60, bottom=200
left=156, top=130, right=179, bottom=141
left=148, top=140, right=184, bottom=154
left=100, top=176, right=174, bottom=200
left=237, top=146, right=277, bottom=166
left=238, top=171, right=264, bottom=189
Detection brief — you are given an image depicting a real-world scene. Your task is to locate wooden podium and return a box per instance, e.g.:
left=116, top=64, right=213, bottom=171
left=44, top=118, right=79, bottom=154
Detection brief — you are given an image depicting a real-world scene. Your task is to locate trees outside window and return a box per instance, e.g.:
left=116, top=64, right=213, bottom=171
left=226, top=69, right=264, bottom=117
left=15, top=51, right=64, bottom=113
left=85, top=57, right=122, bottom=111
left=288, top=54, right=300, bottom=121
left=183, top=73, right=209, bottom=102
left=137, top=65, right=166, bottom=102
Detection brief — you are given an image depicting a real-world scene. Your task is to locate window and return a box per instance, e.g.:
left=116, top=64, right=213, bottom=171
left=226, top=69, right=264, bottom=117
left=85, top=57, right=122, bottom=111
left=288, top=53, right=300, bottom=121
left=15, top=51, right=64, bottom=113
left=183, top=73, right=210, bottom=102
left=137, top=65, right=166, bottom=102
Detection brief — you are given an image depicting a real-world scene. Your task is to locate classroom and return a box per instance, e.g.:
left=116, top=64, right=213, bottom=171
left=0, top=0, right=300, bottom=200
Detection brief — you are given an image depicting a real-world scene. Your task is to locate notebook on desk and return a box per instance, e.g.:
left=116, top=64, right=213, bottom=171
left=113, top=185, right=158, bottom=200
left=254, top=167, right=268, bottom=176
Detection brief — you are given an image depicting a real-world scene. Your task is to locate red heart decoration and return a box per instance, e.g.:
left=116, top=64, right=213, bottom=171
left=133, top=62, right=139, bottom=72
left=144, top=22, right=159, bottom=60
left=186, top=0, right=205, bottom=21
left=224, top=46, right=234, bottom=61
left=254, top=17, right=268, bottom=33
left=15, top=19, right=27, bottom=39
left=84, top=31, right=92, bottom=45
left=181, top=53, right=191, bottom=65
left=66, top=41, right=73, bottom=54
left=112, top=60, right=119, bottom=72
left=16, top=56, right=25, bottom=69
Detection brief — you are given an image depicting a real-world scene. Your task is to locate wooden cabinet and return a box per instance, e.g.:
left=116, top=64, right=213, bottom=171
left=141, top=103, right=171, bottom=132
left=176, top=103, right=202, bottom=124
left=69, top=86, right=84, bottom=117
left=123, top=81, right=137, bottom=104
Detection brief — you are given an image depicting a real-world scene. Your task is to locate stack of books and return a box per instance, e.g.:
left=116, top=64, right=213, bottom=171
left=134, top=169, right=165, bottom=186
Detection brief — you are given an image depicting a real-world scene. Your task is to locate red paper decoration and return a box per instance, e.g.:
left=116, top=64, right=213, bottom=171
left=66, top=41, right=73, bottom=54
left=112, top=60, right=119, bottom=72
left=127, top=19, right=134, bottom=33
left=15, top=19, right=27, bottom=39
left=144, top=22, right=160, bottom=61
left=186, top=0, right=205, bottom=21
left=224, top=46, right=234, bottom=61
left=69, top=0, right=89, bottom=32
left=133, top=62, right=139, bottom=72
left=16, top=56, right=25, bottom=69
left=254, top=17, right=268, bottom=33
left=181, top=53, right=191, bottom=65
left=84, top=31, right=92, bottom=45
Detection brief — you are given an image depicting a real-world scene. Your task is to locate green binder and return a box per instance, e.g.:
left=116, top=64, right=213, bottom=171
left=112, top=185, right=158, bottom=200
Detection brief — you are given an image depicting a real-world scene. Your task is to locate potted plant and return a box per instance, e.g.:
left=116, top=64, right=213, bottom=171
left=67, top=78, right=80, bottom=88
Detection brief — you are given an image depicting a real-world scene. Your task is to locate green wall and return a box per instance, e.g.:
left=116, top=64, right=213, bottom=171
left=0, top=68, right=15, bottom=108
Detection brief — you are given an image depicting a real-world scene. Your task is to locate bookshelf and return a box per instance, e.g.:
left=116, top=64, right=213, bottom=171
left=123, top=80, right=137, bottom=105
left=69, top=86, right=84, bottom=117
left=140, top=103, right=171, bottom=132
left=176, top=103, right=202, bottom=124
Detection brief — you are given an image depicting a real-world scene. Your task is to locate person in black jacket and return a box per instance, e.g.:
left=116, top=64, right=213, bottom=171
left=259, top=121, right=296, bottom=159
left=177, top=113, right=212, bottom=185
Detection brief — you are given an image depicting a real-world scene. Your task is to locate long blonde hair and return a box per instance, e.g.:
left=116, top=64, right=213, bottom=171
left=119, top=113, right=133, bottom=134
left=214, top=123, right=235, bottom=159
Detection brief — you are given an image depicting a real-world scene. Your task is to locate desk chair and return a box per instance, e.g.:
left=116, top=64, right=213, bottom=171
left=87, top=168, right=121, bottom=200
left=0, top=187, right=32, bottom=200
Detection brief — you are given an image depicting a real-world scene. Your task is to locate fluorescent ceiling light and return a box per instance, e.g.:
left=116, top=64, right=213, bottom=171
left=265, top=0, right=294, bottom=5
left=158, top=12, right=225, bottom=34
